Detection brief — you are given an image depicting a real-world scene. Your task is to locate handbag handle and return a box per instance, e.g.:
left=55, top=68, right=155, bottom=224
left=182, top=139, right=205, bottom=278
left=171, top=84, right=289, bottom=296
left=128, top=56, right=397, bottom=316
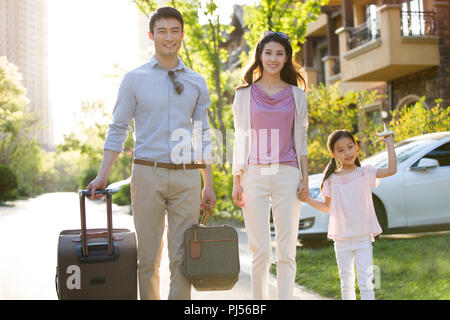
left=200, top=200, right=213, bottom=225
left=78, top=189, right=114, bottom=257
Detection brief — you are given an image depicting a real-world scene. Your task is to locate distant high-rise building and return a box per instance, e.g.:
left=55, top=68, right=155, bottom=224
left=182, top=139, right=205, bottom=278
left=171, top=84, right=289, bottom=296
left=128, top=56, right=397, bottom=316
left=0, top=0, right=53, bottom=150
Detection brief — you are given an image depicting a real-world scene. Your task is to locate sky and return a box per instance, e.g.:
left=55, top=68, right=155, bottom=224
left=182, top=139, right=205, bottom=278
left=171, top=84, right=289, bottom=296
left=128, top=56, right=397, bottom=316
left=48, top=0, right=141, bottom=143
left=47, top=0, right=255, bottom=144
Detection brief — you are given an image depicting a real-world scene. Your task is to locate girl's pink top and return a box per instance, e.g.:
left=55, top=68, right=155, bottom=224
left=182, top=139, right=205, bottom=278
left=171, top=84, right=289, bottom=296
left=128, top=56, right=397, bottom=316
left=321, top=165, right=383, bottom=240
left=249, top=84, right=298, bottom=168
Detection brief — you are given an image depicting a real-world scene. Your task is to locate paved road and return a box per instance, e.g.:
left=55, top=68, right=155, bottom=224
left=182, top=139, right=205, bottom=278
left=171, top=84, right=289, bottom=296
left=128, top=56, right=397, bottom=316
left=0, top=193, right=328, bottom=300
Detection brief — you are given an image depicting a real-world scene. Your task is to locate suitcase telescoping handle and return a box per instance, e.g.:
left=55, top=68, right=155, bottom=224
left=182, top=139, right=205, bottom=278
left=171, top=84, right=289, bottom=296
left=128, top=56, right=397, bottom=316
left=78, top=189, right=114, bottom=257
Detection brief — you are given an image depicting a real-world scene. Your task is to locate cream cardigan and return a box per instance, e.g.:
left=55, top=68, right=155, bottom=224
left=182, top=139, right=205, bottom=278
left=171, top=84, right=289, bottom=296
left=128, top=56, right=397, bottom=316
left=232, top=85, right=309, bottom=179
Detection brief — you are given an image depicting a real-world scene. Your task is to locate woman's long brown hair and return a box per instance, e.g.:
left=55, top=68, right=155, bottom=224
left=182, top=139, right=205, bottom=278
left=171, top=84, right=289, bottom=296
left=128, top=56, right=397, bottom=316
left=236, top=32, right=306, bottom=90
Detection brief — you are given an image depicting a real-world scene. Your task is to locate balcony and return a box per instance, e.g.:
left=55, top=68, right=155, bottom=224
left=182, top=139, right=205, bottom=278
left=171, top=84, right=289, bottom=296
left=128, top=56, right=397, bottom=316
left=401, top=10, right=435, bottom=37
left=336, top=4, right=440, bottom=82
left=348, top=18, right=380, bottom=50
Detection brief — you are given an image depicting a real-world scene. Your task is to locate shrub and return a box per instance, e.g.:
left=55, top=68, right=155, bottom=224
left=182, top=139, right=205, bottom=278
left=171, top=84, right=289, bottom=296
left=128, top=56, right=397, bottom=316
left=112, top=184, right=131, bottom=206
left=390, top=98, right=450, bottom=141
left=0, top=164, right=18, bottom=201
left=211, top=165, right=243, bottom=222
left=79, top=166, right=101, bottom=191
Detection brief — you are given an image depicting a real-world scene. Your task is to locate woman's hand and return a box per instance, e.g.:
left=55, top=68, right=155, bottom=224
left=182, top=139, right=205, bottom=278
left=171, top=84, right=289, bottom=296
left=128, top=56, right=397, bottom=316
left=232, top=176, right=245, bottom=208
left=297, top=178, right=309, bottom=202
left=297, top=190, right=310, bottom=202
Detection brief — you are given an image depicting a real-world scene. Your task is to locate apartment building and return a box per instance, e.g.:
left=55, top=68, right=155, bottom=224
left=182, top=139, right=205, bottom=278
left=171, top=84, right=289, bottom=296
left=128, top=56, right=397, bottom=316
left=0, top=0, right=53, bottom=150
left=301, top=0, right=449, bottom=124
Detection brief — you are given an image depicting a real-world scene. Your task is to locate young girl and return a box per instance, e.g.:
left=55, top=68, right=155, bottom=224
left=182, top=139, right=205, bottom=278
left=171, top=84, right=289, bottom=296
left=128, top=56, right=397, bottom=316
left=303, top=129, right=397, bottom=300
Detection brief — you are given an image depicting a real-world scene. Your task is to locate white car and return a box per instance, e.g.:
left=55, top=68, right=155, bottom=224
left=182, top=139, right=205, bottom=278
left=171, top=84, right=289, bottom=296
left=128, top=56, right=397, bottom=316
left=297, top=131, right=450, bottom=243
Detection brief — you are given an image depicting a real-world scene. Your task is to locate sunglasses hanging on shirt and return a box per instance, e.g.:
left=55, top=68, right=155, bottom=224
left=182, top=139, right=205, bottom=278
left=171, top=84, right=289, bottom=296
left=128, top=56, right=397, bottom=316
left=168, top=70, right=184, bottom=95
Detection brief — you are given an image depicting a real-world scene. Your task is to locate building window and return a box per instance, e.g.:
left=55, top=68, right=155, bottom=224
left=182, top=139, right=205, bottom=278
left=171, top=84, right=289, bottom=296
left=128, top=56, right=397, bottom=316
left=366, top=3, right=380, bottom=40
left=401, top=0, right=434, bottom=36
left=361, top=101, right=384, bottom=129
left=425, top=79, right=439, bottom=100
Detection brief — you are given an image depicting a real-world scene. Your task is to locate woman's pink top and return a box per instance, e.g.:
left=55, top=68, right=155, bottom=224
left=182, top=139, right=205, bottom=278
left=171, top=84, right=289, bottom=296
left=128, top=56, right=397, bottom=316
left=248, top=84, right=298, bottom=168
left=321, top=165, right=383, bottom=241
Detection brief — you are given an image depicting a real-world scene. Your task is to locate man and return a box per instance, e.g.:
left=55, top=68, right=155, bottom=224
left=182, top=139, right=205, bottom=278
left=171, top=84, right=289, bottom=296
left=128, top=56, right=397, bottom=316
left=87, top=7, right=216, bottom=300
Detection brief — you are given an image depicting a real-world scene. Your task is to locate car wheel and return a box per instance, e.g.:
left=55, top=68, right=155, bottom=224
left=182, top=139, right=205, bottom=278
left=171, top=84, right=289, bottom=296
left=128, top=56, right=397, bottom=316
left=373, top=194, right=388, bottom=233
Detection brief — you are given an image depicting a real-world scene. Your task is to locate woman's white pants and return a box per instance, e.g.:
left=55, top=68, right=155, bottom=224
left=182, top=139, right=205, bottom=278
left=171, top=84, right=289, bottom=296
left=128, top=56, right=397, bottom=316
left=240, top=164, right=301, bottom=300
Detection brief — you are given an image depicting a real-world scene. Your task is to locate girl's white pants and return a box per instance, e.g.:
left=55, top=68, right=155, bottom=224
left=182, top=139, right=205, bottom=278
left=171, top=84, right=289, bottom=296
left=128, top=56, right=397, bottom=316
left=334, top=236, right=376, bottom=300
left=240, top=164, right=302, bottom=300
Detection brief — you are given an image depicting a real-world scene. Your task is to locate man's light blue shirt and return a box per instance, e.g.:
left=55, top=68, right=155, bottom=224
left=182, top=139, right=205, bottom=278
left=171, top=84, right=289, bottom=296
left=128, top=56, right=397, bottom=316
left=104, top=55, right=213, bottom=164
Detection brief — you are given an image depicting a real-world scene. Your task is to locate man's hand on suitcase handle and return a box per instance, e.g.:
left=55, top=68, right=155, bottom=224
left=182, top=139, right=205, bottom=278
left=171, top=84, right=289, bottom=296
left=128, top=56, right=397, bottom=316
left=85, top=150, right=120, bottom=200
left=86, top=176, right=108, bottom=200
left=81, top=189, right=111, bottom=197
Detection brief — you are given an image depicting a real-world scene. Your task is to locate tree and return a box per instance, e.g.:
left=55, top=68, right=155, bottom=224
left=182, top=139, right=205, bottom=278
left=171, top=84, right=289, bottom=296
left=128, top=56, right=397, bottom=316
left=0, top=56, right=45, bottom=196
left=241, top=0, right=328, bottom=64
left=307, top=82, right=385, bottom=174
left=389, top=98, right=450, bottom=142
left=57, top=99, right=134, bottom=189
left=0, top=56, right=32, bottom=165
left=132, top=0, right=235, bottom=169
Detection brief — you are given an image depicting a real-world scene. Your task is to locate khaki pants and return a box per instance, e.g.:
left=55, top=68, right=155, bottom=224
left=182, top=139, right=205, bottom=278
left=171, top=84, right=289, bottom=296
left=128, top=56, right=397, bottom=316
left=130, top=163, right=201, bottom=300
left=240, top=164, right=301, bottom=300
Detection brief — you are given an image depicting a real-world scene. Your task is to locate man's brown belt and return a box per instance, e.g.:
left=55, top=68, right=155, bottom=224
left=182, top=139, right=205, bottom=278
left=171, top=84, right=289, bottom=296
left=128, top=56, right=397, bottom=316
left=133, top=159, right=206, bottom=169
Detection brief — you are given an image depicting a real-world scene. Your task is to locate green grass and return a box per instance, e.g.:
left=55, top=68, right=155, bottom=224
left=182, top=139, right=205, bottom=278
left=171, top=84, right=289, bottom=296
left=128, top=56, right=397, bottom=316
left=273, top=232, right=450, bottom=300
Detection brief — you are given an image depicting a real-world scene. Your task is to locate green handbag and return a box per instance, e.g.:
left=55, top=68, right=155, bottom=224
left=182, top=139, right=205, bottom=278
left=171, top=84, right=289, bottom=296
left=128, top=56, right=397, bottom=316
left=183, top=207, right=240, bottom=291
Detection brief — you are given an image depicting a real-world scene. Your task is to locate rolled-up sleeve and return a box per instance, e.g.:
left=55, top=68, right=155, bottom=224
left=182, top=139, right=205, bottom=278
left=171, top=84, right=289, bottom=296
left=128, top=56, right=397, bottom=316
left=103, top=74, right=135, bottom=153
left=192, top=77, right=213, bottom=164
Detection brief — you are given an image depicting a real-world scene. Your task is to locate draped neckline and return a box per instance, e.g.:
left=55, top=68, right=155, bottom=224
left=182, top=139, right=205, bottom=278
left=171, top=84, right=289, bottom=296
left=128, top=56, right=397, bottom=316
left=252, top=83, right=292, bottom=103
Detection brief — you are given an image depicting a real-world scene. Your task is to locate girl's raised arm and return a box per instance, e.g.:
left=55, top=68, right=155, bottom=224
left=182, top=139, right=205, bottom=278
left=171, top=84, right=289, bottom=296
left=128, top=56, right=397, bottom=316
left=376, top=134, right=397, bottom=178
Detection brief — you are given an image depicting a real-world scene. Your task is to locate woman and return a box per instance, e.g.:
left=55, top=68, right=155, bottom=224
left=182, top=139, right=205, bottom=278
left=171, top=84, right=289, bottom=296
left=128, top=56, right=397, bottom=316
left=231, top=31, right=309, bottom=300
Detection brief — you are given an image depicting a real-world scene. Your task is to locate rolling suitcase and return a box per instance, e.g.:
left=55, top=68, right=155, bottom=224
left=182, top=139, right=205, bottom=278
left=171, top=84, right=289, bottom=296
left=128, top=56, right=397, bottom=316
left=183, top=207, right=240, bottom=291
left=56, top=189, right=137, bottom=300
